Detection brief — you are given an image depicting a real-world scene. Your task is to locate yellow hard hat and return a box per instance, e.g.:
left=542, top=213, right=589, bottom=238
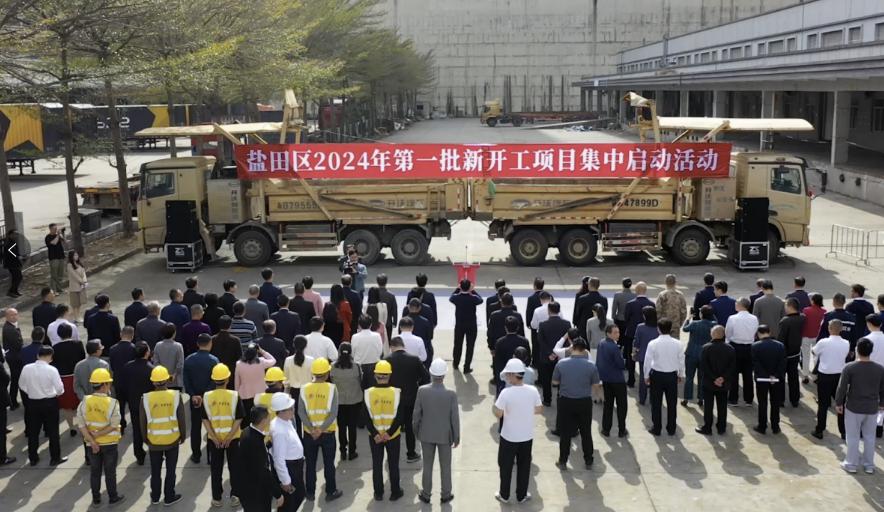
left=211, top=363, right=231, bottom=381
left=150, top=366, right=171, bottom=383
left=264, top=366, right=286, bottom=383
left=374, top=360, right=392, bottom=375
left=311, top=357, right=331, bottom=375
left=89, top=368, right=113, bottom=384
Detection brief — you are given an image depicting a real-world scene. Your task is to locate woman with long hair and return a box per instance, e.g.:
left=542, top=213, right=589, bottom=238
left=363, top=286, right=388, bottom=328
left=330, top=342, right=362, bottom=460
left=323, top=284, right=352, bottom=345
left=284, top=335, right=314, bottom=435
left=66, top=250, right=87, bottom=320
left=365, top=304, right=388, bottom=354
left=234, top=343, right=276, bottom=417
left=633, top=306, right=659, bottom=406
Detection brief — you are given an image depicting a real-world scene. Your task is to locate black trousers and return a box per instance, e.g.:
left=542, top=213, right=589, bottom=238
left=649, top=370, right=678, bottom=435
left=337, top=403, right=360, bottom=456
left=816, top=372, right=845, bottom=435
left=240, top=494, right=272, bottom=512
left=498, top=438, right=532, bottom=501
left=537, top=359, right=556, bottom=404
left=208, top=438, right=240, bottom=500
left=0, top=406, right=7, bottom=460
left=7, top=266, right=22, bottom=294
left=128, top=399, right=146, bottom=461
left=360, top=364, right=377, bottom=389
left=785, top=357, right=801, bottom=406
left=424, top=340, right=434, bottom=370
left=149, top=445, right=179, bottom=503
left=728, top=343, right=754, bottom=404
left=8, top=358, right=22, bottom=406
left=369, top=435, right=401, bottom=496
left=280, top=458, right=306, bottom=512
left=702, top=387, right=728, bottom=432
left=557, top=397, right=593, bottom=464
left=602, top=382, right=627, bottom=433
left=242, top=398, right=254, bottom=422
left=453, top=324, right=477, bottom=370
left=755, top=381, right=782, bottom=431
left=89, top=444, right=119, bottom=500
left=26, top=397, right=60, bottom=462
left=620, top=335, right=636, bottom=386
left=289, top=389, right=303, bottom=436
left=401, top=405, right=417, bottom=457
left=190, top=401, right=204, bottom=460
left=303, top=432, right=337, bottom=496
left=116, top=388, right=128, bottom=429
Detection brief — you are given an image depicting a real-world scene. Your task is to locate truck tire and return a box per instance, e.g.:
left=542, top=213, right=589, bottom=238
left=486, top=117, right=497, bottom=127
left=670, top=228, right=711, bottom=265
left=559, top=228, right=597, bottom=266
left=767, top=229, right=780, bottom=265
left=345, top=229, right=381, bottom=265
left=391, top=229, right=429, bottom=265
left=512, top=116, right=523, bottom=127
left=510, top=229, right=548, bottom=266
left=233, top=230, right=273, bottom=266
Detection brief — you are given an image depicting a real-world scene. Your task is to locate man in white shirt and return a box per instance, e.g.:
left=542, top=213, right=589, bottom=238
left=398, top=317, right=427, bottom=362
left=303, top=318, right=338, bottom=362
left=725, top=297, right=758, bottom=406
left=493, top=359, right=542, bottom=504
left=47, top=304, right=80, bottom=346
left=529, top=292, right=553, bottom=331
left=270, top=392, right=306, bottom=511
left=18, top=346, right=66, bottom=465
left=351, top=316, right=383, bottom=387
left=643, top=319, right=685, bottom=436
left=811, top=319, right=850, bottom=440
left=864, top=315, right=884, bottom=368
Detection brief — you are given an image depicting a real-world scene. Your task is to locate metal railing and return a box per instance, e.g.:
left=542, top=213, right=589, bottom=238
left=826, top=224, right=884, bottom=266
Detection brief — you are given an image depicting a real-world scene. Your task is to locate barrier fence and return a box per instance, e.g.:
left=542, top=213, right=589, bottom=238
left=826, top=224, right=884, bottom=265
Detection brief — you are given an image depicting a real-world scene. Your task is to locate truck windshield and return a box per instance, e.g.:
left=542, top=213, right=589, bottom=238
left=770, top=165, right=802, bottom=194
left=143, top=171, right=176, bottom=199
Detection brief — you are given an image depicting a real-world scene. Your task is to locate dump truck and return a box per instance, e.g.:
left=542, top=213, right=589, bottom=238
left=480, top=99, right=599, bottom=127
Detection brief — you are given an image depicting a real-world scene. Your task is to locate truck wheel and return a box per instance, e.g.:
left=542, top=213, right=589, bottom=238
left=391, top=229, right=429, bottom=265
left=233, top=230, right=273, bottom=266
left=512, top=116, right=523, bottom=127
left=345, top=229, right=381, bottom=265
left=670, top=228, right=711, bottom=265
left=559, top=229, right=597, bottom=266
left=486, top=117, right=497, bottom=127
left=510, top=229, right=548, bottom=266
left=767, top=229, right=780, bottom=265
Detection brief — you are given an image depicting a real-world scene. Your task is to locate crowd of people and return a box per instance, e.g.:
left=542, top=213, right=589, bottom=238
left=1, top=261, right=884, bottom=508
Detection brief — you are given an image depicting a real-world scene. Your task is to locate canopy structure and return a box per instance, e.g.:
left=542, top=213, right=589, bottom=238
left=657, top=117, right=815, bottom=133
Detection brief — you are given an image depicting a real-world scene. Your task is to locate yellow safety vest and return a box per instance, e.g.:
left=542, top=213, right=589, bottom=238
left=302, top=382, right=337, bottom=434
left=255, top=392, right=276, bottom=420
left=142, top=390, right=181, bottom=445
left=364, top=386, right=401, bottom=439
left=83, top=394, right=121, bottom=445
left=203, top=389, right=241, bottom=440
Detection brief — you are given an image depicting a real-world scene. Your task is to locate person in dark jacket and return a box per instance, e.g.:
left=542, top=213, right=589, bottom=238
left=376, top=274, right=398, bottom=340
left=239, top=406, right=282, bottom=511
left=210, top=317, right=243, bottom=390
left=271, top=295, right=300, bottom=352
left=596, top=324, right=627, bottom=437
left=386, top=336, right=430, bottom=463
left=449, top=280, right=483, bottom=373
left=135, top=302, right=165, bottom=348
left=32, top=288, right=57, bottom=332
left=202, top=293, right=226, bottom=335
left=117, top=342, right=154, bottom=464
left=573, top=277, right=607, bottom=340
left=289, top=283, right=316, bottom=335
left=109, top=326, right=137, bottom=431
left=219, top=280, right=239, bottom=317
left=485, top=279, right=507, bottom=324
left=182, top=334, right=219, bottom=463
left=697, top=326, right=735, bottom=435
left=623, top=283, right=654, bottom=387
left=182, top=277, right=205, bottom=309
left=493, top=317, right=531, bottom=396
left=710, top=281, right=737, bottom=326
left=682, top=305, right=717, bottom=407
left=537, top=302, right=571, bottom=406
left=778, top=298, right=805, bottom=407
left=258, top=268, right=282, bottom=314
left=403, top=298, right=434, bottom=363
left=487, top=293, right=524, bottom=383
left=818, top=293, right=857, bottom=353
left=407, top=274, right=438, bottom=327
left=785, top=276, right=810, bottom=311
left=124, top=288, right=149, bottom=328
left=402, top=297, right=436, bottom=338
left=341, top=275, right=363, bottom=333
left=2, top=229, right=23, bottom=297
left=693, top=273, right=716, bottom=316
left=0, top=348, right=13, bottom=464
left=258, top=320, right=288, bottom=369
left=85, top=294, right=122, bottom=351
left=749, top=278, right=766, bottom=312
left=751, top=325, right=787, bottom=434
left=525, top=277, right=545, bottom=336
left=846, top=284, right=874, bottom=339
left=2, top=308, right=24, bottom=409
left=161, top=289, right=190, bottom=332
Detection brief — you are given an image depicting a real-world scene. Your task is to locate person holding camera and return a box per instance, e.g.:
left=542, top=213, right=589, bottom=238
left=45, top=224, right=66, bottom=295
left=339, top=247, right=367, bottom=295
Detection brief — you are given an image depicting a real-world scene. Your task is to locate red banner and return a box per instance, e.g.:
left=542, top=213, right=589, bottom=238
left=234, top=143, right=731, bottom=180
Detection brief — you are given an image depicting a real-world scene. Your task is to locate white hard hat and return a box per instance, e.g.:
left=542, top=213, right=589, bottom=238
left=429, top=358, right=447, bottom=377
left=502, top=358, right=526, bottom=375
left=270, top=392, right=295, bottom=412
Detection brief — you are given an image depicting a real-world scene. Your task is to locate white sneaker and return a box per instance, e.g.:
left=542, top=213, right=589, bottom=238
left=863, top=466, right=875, bottom=475
left=841, top=462, right=858, bottom=474
left=494, top=493, right=509, bottom=504
left=518, top=493, right=533, bottom=503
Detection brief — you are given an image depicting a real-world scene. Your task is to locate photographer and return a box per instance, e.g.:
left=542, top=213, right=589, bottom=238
left=45, top=224, right=66, bottom=294
left=339, top=247, right=367, bottom=295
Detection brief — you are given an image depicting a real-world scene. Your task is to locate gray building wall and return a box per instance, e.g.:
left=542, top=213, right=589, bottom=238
left=379, top=0, right=801, bottom=115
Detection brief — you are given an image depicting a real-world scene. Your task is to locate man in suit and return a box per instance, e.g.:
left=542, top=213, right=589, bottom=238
left=0, top=348, right=14, bottom=464
left=403, top=298, right=434, bottom=364
left=752, top=324, right=787, bottom=434
left=413, top=359, right=460, bottom=504
left=161, top=289, right=190, bottom=333
left=407, top=274, right=438, bottom=327
left=85, top=294, right=122, bottom=351
left=488, top=293, right=524, bottom=384
left=697, top=326, right=735, bottom=435
left=219, top=280, right=239, bottom=317
left=386, top=336, right=430, bottom=463
left=135, top=302, right=166, bottom=349
left=239, top=406, right=282, bottom=511
left=402, top=295, right=435, bottom=333
left=117, top=342, right=154, bottom=465
left=271, top=295, right=300, bottom=351
left=710, top=281, right=737, bottom=326
left=341, top=275, right=362, bottom=333
left=493, top=317, right=531, bottom=396
left=526, top=278, right=545, bottom=364
left=2, top=229, right=23, bottom=297
left=449, top=280, right=483, bottom=373
left=623, top=282, right=654, bottom=387
left=124, top=288, right=149, bottom=328
left=749, top=278, right=766, bottom=311
left=258, top=320, right=287, bottom=369
left=376, top=274, right=398, bottom=340
left=485, top=279, right=507, bottom=324
left=109, top=327, right=136, bottom=432
left=244, top=285, right=270, bottom=326
left=785, top=276, right=810, bottom=311
left=693, top=273, right=717, bottom=315
left=182, top=277, right=205, bottom=309
left=537, top=302, right=571, bottom=406
left=2, top=308, right=23, bottom=409
left=32, top=288, right=57, bottom=331
left=258, top=268, right=282, bottom=314
left=289, top=283, right=316, bottom=335
left=573, top=277, right=607, bottom=340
